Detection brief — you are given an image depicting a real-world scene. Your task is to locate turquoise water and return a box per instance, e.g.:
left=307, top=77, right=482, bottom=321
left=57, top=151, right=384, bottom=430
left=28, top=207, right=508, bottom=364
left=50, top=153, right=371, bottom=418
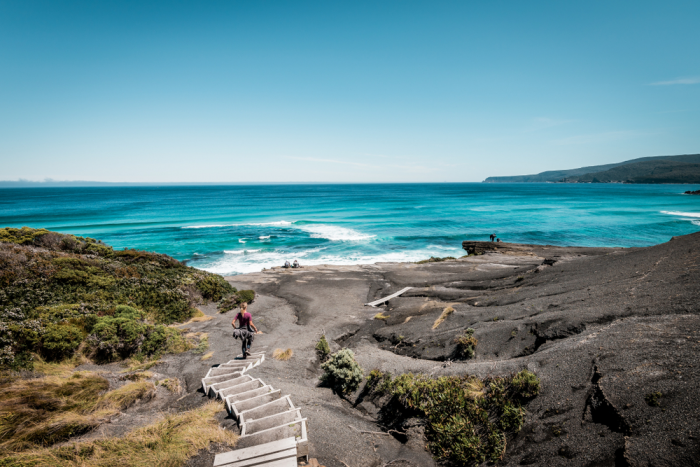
left=1, top=183, right=699, bottom=275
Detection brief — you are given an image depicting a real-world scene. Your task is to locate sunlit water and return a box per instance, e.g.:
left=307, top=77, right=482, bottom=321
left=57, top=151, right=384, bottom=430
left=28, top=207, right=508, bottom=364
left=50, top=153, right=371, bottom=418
left=1, top=183, right=699, bottom=275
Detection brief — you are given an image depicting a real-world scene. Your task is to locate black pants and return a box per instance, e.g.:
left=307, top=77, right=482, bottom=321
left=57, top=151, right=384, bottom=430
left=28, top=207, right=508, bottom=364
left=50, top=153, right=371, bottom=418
left=241, top=336, right=250, bottom=356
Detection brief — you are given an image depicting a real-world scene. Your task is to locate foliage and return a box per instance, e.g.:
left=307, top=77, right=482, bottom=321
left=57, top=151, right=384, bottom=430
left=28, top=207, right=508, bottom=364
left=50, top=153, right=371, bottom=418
left=42, top=324, right=84, bottom=361
left=0, top=401, right=238, bottom=467
left=315, top=335, right=331, bottom=360
left=320, top=348, right=364, bottom=394
left=0, top=228, right=240, bottom=369
left=196, top=275, right=236, bottom=302
left=454, top=328, right=478, bottom=359
left=217, top=290, right=256, bottom=313
left=367, top=369, right=540, bottom=466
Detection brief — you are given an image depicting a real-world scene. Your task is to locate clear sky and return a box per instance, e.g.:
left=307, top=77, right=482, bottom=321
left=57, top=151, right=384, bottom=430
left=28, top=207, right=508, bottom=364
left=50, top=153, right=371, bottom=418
left=1, top=1, right=699, bottom=183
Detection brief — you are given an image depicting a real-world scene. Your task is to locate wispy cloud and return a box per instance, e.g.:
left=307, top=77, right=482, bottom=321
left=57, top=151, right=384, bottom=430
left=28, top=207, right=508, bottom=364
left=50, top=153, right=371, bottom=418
left=650, top=77, right=700, bottom=86
left=284, top=156, right=380, bottom=169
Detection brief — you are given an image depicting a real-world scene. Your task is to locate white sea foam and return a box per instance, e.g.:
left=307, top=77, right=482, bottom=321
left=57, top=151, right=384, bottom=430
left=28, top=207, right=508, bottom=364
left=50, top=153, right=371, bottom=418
left=661, top=211, right=700, bottom=218
left=239, top=239, right=246, bottom=243
left=693, top=220, right=700, bottom=226
left=193, top=246, right=461, bottom=275
left=297, top=224, right=375, bottom=241
left=224, top=250, right=245, bottom=255
left=259, top=236, right=271, bottom=239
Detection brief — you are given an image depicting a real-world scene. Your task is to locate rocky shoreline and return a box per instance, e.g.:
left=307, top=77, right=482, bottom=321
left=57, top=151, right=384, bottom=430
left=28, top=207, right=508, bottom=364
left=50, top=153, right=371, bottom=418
left=213, top=232, right=700, bottom=466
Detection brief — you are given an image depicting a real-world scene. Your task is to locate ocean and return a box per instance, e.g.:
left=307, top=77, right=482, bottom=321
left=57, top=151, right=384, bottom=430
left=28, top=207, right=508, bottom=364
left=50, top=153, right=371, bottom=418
left=1, top=183, right=699, bottom=275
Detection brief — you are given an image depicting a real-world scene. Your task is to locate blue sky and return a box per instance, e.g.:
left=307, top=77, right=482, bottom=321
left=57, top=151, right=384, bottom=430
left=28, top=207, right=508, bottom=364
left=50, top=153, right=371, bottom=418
left=1, top=0, right=699, bottom=182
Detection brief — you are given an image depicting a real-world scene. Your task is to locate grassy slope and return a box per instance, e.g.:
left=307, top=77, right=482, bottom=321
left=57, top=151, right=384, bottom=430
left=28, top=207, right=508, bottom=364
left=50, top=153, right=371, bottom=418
left=564, top=159, right=700, bottom=183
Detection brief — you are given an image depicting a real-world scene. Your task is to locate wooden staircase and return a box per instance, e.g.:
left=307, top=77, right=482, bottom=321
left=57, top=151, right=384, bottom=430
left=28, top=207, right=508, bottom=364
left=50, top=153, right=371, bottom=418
left=203, top=347, right=309, bottom=467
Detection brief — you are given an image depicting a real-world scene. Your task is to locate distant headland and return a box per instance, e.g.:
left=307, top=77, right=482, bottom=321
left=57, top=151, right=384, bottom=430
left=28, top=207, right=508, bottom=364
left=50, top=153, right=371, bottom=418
left=484, top=153, right=700, bottom=184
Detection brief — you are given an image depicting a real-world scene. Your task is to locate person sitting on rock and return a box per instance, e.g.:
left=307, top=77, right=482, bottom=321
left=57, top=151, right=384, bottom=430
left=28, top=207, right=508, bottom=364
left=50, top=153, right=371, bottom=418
left=292, top=259, right=301, bottom=268
left=231, top=302, right=261, bottom=358
left=284, top=260, right=291, bottom=268
left=496, top=238, right=502, bottom=243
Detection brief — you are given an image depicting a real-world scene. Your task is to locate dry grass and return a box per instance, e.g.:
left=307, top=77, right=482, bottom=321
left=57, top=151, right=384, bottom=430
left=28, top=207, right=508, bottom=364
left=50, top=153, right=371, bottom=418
left=432, top=306, right=455, bottom=329
left=122, top=371, right=153, bottom=382
left=272, top=348, right=293, bottom=361
left=123, top=360, right=162, bottom=373
left=0, top=401, right=238, bottom=466
left=99, top=381, right=155, bottom=411
left=374, top=313, right=390, bottom=321
left=0, top=372, right=156, bottom=451
left=200, top=351, right=214, bottom=361
left=404, top=316, right=412, bottom=323
left=158, top=378, right=183, bottom=394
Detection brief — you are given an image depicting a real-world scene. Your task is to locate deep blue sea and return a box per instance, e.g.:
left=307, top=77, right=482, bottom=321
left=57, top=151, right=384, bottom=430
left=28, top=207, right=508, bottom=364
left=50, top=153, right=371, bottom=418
left=1, top=183, right=699, bottom=275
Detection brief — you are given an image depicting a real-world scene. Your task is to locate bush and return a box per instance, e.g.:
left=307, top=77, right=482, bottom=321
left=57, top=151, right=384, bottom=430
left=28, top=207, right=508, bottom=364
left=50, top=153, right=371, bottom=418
left=114, top=305, right=144, bottom=320
left=42, top=324, right=84, bottom=361
left=368, top=370, right=541, bottom=465
left=320, top=348, right=364, bottom=394
left=315, top=335, right=331, bottom=360
left=196, top=275, right=236, bottom=301
left=454, top=328, right=478, bottom=359
left=218, top=289, right=256, bottom=313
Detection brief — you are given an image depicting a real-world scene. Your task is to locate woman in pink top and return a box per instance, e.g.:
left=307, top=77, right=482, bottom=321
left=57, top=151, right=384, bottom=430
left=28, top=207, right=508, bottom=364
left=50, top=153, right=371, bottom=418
left=232, top=302, right=259, bottom=358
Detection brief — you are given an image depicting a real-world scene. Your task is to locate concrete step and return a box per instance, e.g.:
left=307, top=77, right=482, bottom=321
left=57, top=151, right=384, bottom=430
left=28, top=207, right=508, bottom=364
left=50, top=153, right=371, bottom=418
left=239, top=396, right=296, bottom=426
left=213, top=437, right=296, bottom=467
left=207, top=365, right=251, bottom=377
left=230, top=389, right=282, bottom=419
left=216, top=378, right=265, bottom=399
left=224, top=385, right=276, bottom=413
left=202, top=371, right=243, bottom=393
left=237, top=419, right=307, bottom=451
left=208, top=375, right=255, bottom=398
left=241, top=409, right=302, bottom=436
left=235, top=351, right=266, bottom=360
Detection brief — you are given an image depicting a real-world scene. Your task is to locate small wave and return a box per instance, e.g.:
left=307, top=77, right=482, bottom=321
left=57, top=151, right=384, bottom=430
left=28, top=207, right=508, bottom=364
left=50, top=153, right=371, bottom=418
left=183, top=224, right=229, bottom=229
left=239, top=239, right=246, bottom=243
left=259, top=236, right=271, bottom=239
left=224, top=249, right=262, bottom=255
left=297, top=224, right=375, bottom=241
left=693, top=220, right=700, bottom=226
left=661, top=211, right=700, bottom=218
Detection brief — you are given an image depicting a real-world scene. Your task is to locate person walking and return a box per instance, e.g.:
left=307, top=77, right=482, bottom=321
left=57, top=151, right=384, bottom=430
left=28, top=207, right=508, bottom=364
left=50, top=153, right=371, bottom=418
left=231, top=302, right=260, bottom=358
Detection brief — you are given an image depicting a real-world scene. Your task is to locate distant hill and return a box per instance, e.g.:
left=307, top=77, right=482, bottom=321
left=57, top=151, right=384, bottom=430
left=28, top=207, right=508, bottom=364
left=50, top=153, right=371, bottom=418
left=483, top=154, right=700, bottom=183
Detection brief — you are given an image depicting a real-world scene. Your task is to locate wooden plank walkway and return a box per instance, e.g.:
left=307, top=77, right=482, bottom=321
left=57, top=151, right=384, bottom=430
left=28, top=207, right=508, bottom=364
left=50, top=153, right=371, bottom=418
left=364, top=286, right=413, bottom=307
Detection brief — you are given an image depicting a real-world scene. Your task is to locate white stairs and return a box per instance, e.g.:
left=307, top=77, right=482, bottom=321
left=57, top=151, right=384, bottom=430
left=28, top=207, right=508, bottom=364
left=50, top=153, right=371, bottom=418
left=203, top=347, right=309, bottom=467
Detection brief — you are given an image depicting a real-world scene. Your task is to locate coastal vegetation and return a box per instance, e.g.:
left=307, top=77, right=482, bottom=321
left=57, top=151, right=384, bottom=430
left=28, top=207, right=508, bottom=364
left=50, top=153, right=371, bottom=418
left=315, top=335, right=331, bottom=361
left=367, top=369, right=540, bottom=466
left=454, top=328, right=478, bottom=358
left=218, top=289, right=256, bottom=313
left=320, top=348, right=364, bottom=394
left=0, top=227, right=237, bottom=370
left=272, top=348, right=293, bottom=361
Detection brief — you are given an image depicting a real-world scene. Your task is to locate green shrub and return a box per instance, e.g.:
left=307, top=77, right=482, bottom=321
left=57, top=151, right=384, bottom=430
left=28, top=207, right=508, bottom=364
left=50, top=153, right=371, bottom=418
left=196, top=275, right=236, bottom=301
left=511, top=369, right=540, bottom=398
left=114, top=305, right=144, bottom=320
left=42, top=324, right=84, bottom=361
left=645, top=391, right=662, bottom=407
left=369, top=370, right=540, bottom=465
left=237, top=290, right=255, bottom=304
left=218, top=289, right=256, bottom=313
left=454, top=328, right=478, bottom=358
left=320, top=348, right=364, bottom=394
left=315, top=335, right=331, bottom=360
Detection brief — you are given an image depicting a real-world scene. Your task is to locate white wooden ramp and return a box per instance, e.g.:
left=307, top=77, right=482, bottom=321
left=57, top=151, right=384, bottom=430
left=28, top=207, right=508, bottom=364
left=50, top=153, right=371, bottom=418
left=203, top=346, right=309, bottom=466
left=364, top=286, right=413, bottom=307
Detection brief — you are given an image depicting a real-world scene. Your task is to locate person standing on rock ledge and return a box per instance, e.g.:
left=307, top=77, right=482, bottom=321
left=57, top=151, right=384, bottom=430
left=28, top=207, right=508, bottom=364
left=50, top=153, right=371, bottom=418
left=490, top=233, right=496, bottom=242
left=231, top=302, right=261, bottom=358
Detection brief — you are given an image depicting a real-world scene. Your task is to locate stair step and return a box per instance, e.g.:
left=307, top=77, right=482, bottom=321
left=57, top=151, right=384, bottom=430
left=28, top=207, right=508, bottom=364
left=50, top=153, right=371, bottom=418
left=237, top=419, right=307, bottom=450
left=217, top=378, right=265, bottom=399
left=202, top=371, right=243, bottom=393
left=208, top=375, right=255, bottom=397
left=239, top=396, right=296, bottom=426
left=207, top=365, right=251, bottom=377
left=241, top=409, right=301, bottom=436
left=213, top=437, right=296, bottom=467
left=230, top=390, right=282, bottom=419
left=225, top=385, right=275, bottom=404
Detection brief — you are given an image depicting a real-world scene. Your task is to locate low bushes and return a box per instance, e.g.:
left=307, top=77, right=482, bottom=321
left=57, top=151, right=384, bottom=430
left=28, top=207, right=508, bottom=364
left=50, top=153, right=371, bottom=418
left=320, top=348, right=364, bottom=394
left=218, top=290, right=256, bottom=313
left=315, top=335, right=330, bottom=360
left=454, top=328, right=478, bottom=359
left=0, top=228, right=244, bottom=370
left=367, top=369, right=540, bottom=466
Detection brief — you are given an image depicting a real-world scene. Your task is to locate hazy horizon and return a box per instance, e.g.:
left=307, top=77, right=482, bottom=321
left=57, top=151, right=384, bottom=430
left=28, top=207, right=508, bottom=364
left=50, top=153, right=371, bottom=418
left=2, top=1, right=699, bottom=183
